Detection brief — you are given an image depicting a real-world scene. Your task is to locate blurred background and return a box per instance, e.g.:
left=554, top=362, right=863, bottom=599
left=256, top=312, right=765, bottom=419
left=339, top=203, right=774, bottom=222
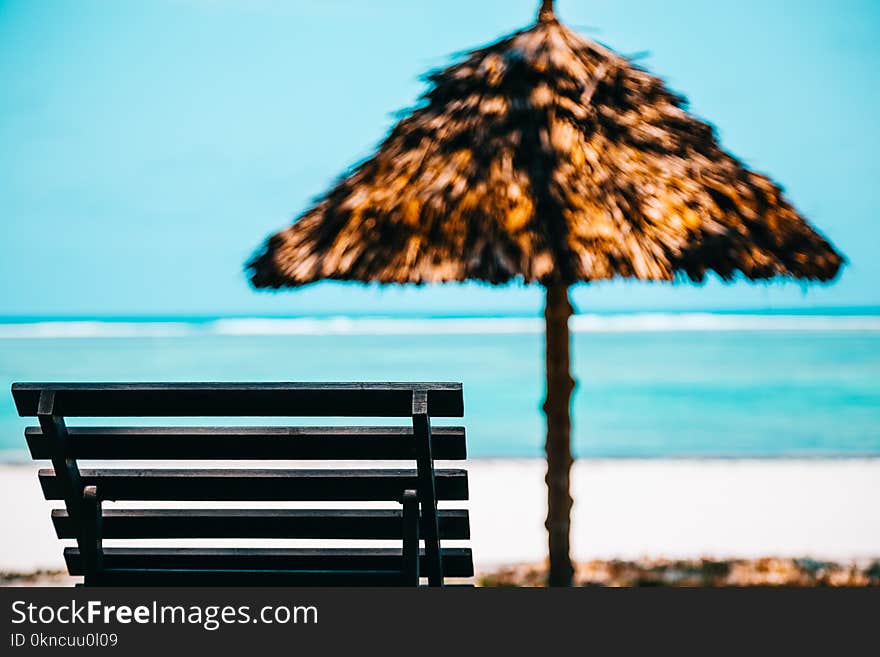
left=1, top=0, right=878, bottom=583
left=2, top=0, right=878, bottom=315
left=1, top=0, right=878, bottom=459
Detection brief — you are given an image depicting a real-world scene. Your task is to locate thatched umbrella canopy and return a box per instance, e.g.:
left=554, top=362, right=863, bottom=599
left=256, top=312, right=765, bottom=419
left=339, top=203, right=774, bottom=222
left=247, top=0, right=843, bottom=585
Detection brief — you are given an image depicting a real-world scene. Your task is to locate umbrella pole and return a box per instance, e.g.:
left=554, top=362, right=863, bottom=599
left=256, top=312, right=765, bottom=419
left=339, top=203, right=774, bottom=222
left=543, top=282, right=575, bottom=586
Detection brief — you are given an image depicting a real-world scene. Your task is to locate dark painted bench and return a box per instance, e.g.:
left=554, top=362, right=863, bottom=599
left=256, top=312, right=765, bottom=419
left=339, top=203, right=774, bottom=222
left=13, top=382, right=472, bottom=586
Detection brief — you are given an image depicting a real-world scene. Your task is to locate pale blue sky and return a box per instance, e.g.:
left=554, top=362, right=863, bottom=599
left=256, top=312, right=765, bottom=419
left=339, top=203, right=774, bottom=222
left=1, top=0, right=878, bottom=317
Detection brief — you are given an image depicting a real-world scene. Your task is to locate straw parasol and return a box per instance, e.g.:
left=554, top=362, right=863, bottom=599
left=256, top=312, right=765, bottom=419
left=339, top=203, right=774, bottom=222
left=247, top=0, right=843, bottom=585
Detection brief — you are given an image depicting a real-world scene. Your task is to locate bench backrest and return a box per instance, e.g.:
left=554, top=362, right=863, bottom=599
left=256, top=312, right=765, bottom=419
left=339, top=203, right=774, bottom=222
left=14, top=382, right=471, bottom=586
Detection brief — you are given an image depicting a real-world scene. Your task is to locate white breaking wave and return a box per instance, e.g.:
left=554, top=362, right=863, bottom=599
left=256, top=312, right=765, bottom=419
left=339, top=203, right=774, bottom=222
left=210, top=315, right=880, bottom=335
left=0, top=321, right=195, bottom=339
left=0, top=314, right=878, bottom=339
left=571, top=313, right=880, bottom=333
left=210, top=317, right=544, bottom=335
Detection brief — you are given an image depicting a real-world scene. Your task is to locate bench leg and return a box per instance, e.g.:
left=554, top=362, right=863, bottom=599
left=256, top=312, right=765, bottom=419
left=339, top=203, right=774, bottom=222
left=81, top=486, right=103, bottom=586
left=402, top=489, right=420, bottom=586
left=412, top=391, right=443, bottom=586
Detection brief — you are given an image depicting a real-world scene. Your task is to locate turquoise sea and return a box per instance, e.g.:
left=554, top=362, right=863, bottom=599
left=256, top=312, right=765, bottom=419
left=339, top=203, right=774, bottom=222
left=1, top=313, right=878, bottom=460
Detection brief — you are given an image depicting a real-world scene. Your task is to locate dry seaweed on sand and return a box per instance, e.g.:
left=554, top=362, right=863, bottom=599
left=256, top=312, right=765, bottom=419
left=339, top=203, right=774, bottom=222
left=478, top=558, right=880, bottom=587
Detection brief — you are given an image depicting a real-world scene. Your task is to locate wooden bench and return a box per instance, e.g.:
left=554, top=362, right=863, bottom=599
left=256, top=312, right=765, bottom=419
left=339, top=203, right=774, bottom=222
left=13, top=382, right=472, bottom=586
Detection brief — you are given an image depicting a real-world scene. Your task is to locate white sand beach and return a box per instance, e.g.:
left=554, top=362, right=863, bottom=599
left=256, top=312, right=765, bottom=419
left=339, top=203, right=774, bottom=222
left=1, top=458, right=878, bottom=576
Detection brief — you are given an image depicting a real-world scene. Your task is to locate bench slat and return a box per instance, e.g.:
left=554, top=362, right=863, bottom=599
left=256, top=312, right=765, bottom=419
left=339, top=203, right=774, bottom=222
left=12, top=382, right=464, bottom=418
left=26, top=426, right=466, bottom=460
left=89, top=569, right=408, bottom=587
left=64, top=547, right=474, bottom=578
left=51, top=508, right=470, bottom=539
left=39, top=468, right=469, bottom=501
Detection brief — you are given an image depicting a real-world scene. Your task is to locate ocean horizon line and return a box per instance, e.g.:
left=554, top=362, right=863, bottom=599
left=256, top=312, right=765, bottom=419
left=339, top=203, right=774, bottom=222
left=0, top=310, right=879, bottom=338
left=2, top=305, right=879, bottom=322
left=1, top=448, right=878, bottom=465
